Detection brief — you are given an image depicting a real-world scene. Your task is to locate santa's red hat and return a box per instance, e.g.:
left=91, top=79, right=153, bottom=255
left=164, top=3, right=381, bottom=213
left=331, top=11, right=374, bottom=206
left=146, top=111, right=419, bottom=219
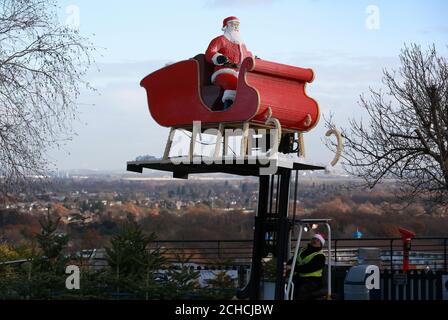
left=222, top=16, right=240, bottom=30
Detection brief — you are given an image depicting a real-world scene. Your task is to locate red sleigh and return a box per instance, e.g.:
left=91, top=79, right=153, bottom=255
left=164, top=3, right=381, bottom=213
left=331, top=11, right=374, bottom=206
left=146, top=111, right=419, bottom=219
left=141, top=55, right=319, bottom=132
left=140, top=54, right=321, bottom=161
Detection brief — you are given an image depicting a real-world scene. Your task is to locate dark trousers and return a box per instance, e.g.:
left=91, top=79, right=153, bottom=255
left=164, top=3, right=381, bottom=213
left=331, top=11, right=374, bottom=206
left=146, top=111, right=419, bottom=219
left=293, top=277, right=323, bottom=300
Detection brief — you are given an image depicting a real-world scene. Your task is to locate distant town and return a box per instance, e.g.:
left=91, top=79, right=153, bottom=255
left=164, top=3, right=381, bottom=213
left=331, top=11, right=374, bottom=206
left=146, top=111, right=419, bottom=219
left=1, top=170, right=447, bottom=253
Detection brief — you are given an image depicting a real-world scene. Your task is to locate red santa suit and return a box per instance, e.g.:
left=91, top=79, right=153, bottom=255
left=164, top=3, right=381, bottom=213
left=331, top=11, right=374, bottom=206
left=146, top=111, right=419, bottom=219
left=205, top=19, right=253, bottom=103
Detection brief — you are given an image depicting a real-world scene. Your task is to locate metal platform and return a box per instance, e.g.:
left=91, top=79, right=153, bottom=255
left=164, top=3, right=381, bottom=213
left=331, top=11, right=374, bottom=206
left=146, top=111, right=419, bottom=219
left=127, top=155, right=325, bottom=178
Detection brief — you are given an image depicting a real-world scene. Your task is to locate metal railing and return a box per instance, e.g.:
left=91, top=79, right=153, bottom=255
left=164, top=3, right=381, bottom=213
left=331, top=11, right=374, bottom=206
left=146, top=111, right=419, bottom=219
left=2, top=237, right=447, bottom=272
left=146, top=237, right=448, bottom=271
left=149, top=239, right=253, bottom=266
left=332, top=237, right=448, bottom=271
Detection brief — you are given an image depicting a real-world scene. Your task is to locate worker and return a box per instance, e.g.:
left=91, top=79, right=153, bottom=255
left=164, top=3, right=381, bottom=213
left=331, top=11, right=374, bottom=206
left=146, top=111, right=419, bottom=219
left=284, top=233, right=326, bottom=300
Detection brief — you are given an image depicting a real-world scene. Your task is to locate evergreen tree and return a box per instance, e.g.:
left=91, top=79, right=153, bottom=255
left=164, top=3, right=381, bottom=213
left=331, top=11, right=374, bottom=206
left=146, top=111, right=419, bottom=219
left=106, top=221, right=152, bottom=276
left=10, top=211, right=70, bottom=299
left=201, top=272, right=236, bottom=300
left=35, top=211, right=69, bottom=271
left=105, top=221, right=168, bottom=298
left=160, top=252, right=200, bottom=299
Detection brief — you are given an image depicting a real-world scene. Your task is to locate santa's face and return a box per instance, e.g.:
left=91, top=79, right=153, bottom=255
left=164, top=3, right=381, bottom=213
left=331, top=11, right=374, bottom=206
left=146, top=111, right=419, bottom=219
left=228, top=21, right=240, bottom=32
left=224, top=21, right=243, bottom=44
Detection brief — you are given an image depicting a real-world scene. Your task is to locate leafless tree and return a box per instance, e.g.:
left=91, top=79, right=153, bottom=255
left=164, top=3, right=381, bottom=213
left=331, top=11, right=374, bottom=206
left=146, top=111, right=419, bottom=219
left=326, top=44, right=448, bottom=205
left=0, top=0, right=95, bottom=192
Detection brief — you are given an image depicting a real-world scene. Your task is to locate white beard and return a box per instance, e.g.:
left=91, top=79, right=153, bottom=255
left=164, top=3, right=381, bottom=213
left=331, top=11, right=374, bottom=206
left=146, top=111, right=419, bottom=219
left=223, top=27, right=243, bottom=45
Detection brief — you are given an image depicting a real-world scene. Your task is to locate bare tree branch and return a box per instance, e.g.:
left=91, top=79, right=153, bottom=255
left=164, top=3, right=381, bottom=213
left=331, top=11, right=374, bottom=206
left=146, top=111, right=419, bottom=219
left=325, top=44, right=448, bottom=206
left=0, top=0, right=95, bottom=193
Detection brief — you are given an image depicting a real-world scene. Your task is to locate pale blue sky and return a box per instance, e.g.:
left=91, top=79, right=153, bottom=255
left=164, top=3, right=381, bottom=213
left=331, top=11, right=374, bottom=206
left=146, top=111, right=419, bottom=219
left=50, top=0, right=448, bottom=171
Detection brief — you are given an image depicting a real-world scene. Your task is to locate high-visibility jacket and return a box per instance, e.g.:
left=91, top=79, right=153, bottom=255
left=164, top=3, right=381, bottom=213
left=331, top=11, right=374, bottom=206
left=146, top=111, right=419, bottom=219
left=296, top=249, right=325, bottom=278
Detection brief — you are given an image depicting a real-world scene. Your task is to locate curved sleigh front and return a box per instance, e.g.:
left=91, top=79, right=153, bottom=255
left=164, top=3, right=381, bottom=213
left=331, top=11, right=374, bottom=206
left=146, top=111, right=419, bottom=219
left=141, top=54, right=320, bottom=132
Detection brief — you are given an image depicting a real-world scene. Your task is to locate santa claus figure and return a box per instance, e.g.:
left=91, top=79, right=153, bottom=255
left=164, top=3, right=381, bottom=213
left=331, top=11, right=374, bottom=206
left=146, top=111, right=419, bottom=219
left=205, top=16, right=253, bottom=110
